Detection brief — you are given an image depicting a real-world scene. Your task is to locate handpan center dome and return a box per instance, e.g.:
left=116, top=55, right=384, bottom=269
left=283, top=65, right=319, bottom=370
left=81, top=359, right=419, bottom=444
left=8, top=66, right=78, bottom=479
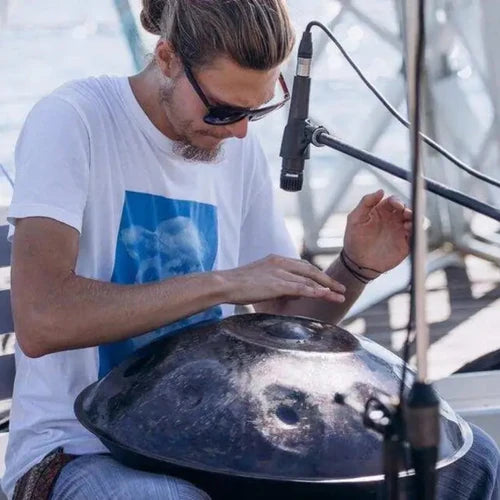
left=225, top=315, right=360, bottom=352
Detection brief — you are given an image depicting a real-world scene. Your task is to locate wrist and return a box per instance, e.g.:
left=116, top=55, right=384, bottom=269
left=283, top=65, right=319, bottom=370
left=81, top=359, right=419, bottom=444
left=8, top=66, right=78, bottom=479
left=209, top=270, right=234, bottom=304
left=339, top=249, right=382, bottom=284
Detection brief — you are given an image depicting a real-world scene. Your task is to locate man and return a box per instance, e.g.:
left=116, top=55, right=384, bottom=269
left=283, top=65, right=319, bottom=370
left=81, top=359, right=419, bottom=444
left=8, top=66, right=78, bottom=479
left=2, top=0, right=499, bottom=499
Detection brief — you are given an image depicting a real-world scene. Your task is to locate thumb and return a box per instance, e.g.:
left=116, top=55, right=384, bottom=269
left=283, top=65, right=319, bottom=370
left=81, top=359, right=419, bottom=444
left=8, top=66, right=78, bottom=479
left=352, top=189, right=384, bottom=218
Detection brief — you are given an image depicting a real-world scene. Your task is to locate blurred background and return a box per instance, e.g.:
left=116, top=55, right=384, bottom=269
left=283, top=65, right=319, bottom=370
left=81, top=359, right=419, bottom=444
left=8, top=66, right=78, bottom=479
left=1, top=0, right=500, bottom=379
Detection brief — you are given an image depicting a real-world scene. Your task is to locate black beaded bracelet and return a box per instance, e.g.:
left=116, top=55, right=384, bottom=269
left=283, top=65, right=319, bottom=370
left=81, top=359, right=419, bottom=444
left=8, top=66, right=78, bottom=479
left=339, top=250, right=375, bottom=285
left=342, top=250, right=383, bottom=275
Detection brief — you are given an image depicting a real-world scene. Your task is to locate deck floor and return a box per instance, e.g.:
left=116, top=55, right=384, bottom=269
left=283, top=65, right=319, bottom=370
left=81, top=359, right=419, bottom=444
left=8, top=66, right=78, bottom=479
left=338, top=255, right=500, bottom=380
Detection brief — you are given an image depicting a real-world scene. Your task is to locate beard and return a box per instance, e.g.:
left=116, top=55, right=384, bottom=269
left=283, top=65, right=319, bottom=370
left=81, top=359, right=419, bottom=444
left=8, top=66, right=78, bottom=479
left=171, top=140, right=223, bottom=163
left=159, top=80, right=225, bottom=163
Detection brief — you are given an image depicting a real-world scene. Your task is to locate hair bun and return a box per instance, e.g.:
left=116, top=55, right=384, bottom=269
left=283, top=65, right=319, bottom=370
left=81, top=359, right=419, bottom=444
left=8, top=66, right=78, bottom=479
left=140, top=0, right=166, bottom=35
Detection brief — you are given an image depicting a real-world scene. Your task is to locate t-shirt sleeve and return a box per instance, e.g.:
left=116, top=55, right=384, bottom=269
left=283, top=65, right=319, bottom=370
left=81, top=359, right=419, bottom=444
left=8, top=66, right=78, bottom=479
left=238, top=136, right=299, bottom=266
left=7, top=95, right=90, bottom=239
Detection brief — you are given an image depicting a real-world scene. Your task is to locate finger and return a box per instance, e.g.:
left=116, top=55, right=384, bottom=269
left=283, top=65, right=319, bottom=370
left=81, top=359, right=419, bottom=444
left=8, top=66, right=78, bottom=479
left=305, top=286, right=346, bottom=303
left=283, top=272, right=346, bottom=300
left=281, top=282, right=345, bottom=303
left=376, top=195, right=404, bottom=215
left=312, top=287, right=346, bottom=303
left=282, top=273, right=325, bottom=289
left=286, top=260, right=347, bottom=293
left=403, top=207, right=413, bottom=221
left=387, top=195, right=406, bottom=212
left=351, top=190, right=385, bottom=218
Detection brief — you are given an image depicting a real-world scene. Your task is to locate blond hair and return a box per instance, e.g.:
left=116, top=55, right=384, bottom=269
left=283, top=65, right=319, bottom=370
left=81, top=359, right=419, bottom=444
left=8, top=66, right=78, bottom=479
left=141, top=0, right=295, bottom=70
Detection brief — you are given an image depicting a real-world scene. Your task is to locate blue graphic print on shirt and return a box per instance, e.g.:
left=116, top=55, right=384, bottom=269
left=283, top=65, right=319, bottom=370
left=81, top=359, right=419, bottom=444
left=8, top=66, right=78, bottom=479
left=98, top=190, right=222, bottom=377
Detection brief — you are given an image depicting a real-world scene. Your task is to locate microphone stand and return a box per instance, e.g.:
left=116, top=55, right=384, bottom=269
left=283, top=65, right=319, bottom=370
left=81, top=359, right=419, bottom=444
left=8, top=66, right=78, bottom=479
left=303, top=124, right=500, bottom=222
left=403, top=1, right=440, bottom=498
left=334, top=391, right=407, bottom=500
left=285, top=59, right=500, bottom=500
left=283, top=7, right=496, bottom=498
left=330, top=3, right=442, bottom=498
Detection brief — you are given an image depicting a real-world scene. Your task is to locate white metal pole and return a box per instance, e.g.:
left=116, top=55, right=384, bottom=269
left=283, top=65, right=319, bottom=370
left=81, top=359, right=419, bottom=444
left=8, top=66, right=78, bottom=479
left=405, top=0, right=429, bottom=382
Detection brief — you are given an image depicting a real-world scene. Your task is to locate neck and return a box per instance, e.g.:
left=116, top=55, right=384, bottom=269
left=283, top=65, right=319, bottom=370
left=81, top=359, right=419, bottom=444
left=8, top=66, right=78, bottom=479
left=128, top=65, right=181, bottom=141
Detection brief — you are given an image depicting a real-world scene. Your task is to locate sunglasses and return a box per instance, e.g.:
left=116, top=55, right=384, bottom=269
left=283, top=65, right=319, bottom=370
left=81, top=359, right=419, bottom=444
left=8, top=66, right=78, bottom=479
left=184, top=64, right=290, bottom=126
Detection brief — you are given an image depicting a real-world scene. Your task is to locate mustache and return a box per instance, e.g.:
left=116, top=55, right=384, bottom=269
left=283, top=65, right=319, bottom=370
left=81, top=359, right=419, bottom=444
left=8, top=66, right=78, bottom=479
left=196, top=130, right=232, bottom=140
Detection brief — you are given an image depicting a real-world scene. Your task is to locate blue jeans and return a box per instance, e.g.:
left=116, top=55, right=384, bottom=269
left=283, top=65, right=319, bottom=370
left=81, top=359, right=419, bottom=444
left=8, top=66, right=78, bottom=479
left=50, top=425, right=499, bottom=499
left=49, top=455, right=210, bottom=500
left=438, top=425, right=500, bottom=499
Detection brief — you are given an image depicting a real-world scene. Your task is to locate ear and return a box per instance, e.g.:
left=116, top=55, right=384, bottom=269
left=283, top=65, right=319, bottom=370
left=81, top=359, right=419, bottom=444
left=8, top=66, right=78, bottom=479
left=155, top=40, right=183, bottom=78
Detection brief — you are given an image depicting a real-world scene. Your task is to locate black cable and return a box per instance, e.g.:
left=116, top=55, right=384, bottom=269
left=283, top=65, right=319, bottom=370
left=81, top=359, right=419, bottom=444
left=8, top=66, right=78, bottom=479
left=305, top=20, right=500, bottom=190
left=307, top=10, right=424, bottom=420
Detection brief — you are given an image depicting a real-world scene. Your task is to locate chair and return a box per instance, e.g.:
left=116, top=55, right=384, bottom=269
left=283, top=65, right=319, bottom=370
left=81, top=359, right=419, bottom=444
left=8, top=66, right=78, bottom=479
left=0, top=225, right=14, bottom=500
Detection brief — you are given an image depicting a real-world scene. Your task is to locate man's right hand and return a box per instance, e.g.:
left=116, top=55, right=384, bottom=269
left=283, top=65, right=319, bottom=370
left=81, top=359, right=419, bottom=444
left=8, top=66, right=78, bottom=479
left=217, top=255, right=346, bottom=305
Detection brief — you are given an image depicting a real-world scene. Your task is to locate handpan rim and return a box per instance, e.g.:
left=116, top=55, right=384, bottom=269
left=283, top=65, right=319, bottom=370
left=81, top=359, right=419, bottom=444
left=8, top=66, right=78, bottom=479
left=74, top=313, right=474, bottom=485
left=75, top=383, right=473, bottom=484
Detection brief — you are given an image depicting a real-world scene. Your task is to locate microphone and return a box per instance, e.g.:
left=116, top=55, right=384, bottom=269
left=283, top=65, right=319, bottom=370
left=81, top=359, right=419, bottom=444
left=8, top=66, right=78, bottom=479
left=279, top=29, right=313, bottom=191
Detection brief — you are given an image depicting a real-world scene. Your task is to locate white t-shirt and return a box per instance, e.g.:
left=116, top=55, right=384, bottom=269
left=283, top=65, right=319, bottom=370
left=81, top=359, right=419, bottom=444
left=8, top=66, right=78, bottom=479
left=1, top=75, right=297, bottom=498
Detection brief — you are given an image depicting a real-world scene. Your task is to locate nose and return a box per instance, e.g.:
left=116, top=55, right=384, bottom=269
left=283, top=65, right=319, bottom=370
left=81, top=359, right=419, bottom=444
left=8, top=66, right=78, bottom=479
left=225, top=117, right=249, bottom=139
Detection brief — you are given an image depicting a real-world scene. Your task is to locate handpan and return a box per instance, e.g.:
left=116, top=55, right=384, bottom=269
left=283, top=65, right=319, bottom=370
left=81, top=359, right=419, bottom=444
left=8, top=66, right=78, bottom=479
left=75, top=314, right=472, bottom=499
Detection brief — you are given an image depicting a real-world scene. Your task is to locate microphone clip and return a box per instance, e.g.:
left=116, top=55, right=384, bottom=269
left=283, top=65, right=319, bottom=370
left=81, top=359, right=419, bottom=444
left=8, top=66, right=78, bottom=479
left=309, top=122, right=329, bottom=148
left=279, top=120, right=330, bottom=192
left=279, top=118, right=312, bottom=191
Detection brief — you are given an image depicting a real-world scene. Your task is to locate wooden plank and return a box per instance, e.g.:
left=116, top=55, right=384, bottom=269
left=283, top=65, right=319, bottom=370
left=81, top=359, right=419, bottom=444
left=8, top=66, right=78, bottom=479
left=342, top=256, right=500, bottom=379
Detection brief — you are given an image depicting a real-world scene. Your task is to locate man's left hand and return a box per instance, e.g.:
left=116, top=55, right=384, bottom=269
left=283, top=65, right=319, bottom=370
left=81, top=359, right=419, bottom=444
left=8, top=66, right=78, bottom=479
left=343, top=189, right=412, bottom=276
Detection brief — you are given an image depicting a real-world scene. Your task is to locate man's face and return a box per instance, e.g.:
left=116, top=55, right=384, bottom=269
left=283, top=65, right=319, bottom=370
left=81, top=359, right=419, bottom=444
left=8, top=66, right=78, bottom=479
left=157, top=53, right=281, bottom=162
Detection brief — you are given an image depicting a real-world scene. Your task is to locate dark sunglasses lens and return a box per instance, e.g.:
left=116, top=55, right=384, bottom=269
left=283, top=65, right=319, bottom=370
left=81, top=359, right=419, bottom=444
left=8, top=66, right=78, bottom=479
left=248, top=110, right=271, bottom=122
left=204, top=108, right=247, bottom=125
left=248, top=102, right=286, bottom=122
left=204, top=99, right=288, bottom=125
